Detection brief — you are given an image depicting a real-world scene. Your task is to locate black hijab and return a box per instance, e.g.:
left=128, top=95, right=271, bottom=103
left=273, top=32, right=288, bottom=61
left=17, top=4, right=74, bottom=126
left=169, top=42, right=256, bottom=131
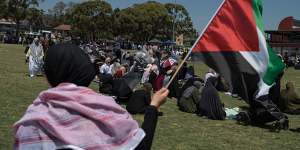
left=44, top=44, right=96, bottom=87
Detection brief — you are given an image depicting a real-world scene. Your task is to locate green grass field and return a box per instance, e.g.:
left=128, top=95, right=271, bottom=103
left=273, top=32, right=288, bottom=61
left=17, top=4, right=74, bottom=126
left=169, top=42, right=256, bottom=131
left=0, top=44, right=299, bottom=150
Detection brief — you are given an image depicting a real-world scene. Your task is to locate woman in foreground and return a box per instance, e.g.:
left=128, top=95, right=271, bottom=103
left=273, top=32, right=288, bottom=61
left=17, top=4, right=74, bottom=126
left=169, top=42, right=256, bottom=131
left=14, top=44, right=169, bottom=150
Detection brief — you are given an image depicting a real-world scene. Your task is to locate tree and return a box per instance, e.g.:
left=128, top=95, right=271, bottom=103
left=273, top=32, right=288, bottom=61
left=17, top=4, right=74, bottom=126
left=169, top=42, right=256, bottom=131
left=70, top=0, right=113, bottom=40
left=27, top=8, right=44, bottom=31
left=114, top=1, right=171, bottom=43
left=65, top=1, right=77, bottom=15
left=64, top=2, right=78, bottom=24
left=46, top=1, right=77, bottom=27
left=0, top=0, right=8, bottom=18
left=112, top=1, right=196, bottom=44
left=7, top=0, right=44, bottom=35
left=111, top=8, right=121, bottom=37
left=47, top=1, right=66, bottom=27
left=52, top=1, right=66, bottom=17
left=165, top=3, right=197, bottom=43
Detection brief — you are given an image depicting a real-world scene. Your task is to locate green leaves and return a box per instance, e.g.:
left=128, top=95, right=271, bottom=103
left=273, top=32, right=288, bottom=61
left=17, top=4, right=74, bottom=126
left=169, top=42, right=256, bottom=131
left=27, top=7, right=44, bottom=30
left=114, top=1, right=169, bottom=42
left=0, top=0, right=7, bottom=18
left=5, top=0, right=44, bottom=35
left=64, top=1, right=196, bottom=42
left=69, top=0, right=113, bottom=40
left=113, top=1, right=196, bottom=43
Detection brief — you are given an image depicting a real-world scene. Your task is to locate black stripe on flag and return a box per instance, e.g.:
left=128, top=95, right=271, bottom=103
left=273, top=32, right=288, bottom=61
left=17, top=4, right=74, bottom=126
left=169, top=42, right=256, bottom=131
left=192, top=52, right=260, bottom=103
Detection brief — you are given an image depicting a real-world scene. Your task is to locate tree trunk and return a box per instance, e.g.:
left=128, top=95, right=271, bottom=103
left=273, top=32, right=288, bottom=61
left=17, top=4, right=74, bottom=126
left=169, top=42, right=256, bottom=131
left=16, top=20, right=20, bottom=37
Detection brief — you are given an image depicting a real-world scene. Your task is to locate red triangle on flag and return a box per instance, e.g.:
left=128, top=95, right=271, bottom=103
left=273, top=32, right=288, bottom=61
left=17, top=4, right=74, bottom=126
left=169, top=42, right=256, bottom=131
left=193, top=0, right=259, bottom=52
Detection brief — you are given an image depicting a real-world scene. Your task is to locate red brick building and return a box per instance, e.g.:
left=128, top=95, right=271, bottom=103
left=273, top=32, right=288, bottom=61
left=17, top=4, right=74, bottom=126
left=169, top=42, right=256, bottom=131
left=265, top=16, right=300, bottom=56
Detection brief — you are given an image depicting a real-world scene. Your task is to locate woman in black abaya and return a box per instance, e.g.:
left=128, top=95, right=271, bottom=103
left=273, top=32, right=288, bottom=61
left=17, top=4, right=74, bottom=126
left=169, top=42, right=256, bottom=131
left=197, top=77, right=226, bottom=120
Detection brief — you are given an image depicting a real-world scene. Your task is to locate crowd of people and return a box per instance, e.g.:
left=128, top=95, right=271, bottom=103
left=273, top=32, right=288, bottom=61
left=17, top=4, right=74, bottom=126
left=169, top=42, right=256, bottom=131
left=74, top=41, right=300, bottom=122
left=14, top=36, right=300, bottom=149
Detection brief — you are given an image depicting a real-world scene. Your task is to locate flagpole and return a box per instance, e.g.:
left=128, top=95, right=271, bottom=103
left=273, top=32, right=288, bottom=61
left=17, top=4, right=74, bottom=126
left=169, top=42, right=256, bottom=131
left=165, top=0, right=226, bottom=88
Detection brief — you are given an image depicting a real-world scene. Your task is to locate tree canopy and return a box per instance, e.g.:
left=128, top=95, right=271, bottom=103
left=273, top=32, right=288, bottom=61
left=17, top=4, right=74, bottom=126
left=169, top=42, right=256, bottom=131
left=45, top=0, right=197, bottom=43
left=70, top=0, right=113, bottom=40
left=1, top=0, right=197, bottom=44
left=114, top=1, right=172, bottom=42
left=0, top=0, right=7, bottom=18
left=6, top=0, right=44, bottom=35
left=27, top=8, right=45, bottom=30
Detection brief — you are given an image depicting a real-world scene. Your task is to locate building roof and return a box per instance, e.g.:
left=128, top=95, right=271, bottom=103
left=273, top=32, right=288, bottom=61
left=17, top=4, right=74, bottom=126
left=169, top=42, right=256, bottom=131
left=148, top=39, right=161, bottom=43
left=278, top=16, right=300, bottom=31
left=53, top=24, right=71, bottom=31
left=0, top=18, right=16, bottom=25
left=265, top=17, right=300, bottom=49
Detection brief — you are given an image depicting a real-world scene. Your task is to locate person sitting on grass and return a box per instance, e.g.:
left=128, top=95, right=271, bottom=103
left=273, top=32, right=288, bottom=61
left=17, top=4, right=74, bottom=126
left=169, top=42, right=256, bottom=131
left=99, top=57, right=112, bottom=75
left=126, top=83, right=153, bottom=114
left=178, top=81, right=203, bottom=113
left=13, top=44, right=169, bottom=150
left=113, top=65, right=126, bottom=79
left=280, top=82, right=300, bottom=115
left=99, top=57, right=114, bottom=94
left=110, top=58, right=121, bottom=76
left=197, top=77, right=226, bottom=120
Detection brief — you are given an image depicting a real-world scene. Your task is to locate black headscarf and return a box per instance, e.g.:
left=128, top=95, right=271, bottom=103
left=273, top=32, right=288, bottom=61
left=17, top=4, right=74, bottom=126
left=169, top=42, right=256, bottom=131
left=44, top=44, right=96, bottom=87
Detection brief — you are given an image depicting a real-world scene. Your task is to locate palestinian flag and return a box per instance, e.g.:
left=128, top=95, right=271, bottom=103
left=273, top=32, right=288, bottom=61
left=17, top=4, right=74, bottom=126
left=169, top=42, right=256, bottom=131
left=192, top=0, right=285, bottom=102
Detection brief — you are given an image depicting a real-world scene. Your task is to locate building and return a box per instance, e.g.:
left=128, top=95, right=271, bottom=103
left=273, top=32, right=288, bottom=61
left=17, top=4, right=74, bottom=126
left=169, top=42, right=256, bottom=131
left=53, top=24, right=71, bottom=32
left=0, top=18, right=30, bottom=33
left=53, top=24, right=71, bottom=38
left=0, top=19, right=16, bottom=33
left=265, top=16, right=300, bottom=57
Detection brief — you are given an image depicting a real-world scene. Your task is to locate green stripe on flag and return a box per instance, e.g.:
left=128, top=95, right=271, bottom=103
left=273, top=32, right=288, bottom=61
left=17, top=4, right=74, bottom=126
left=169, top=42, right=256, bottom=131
left=252, top=0, right=285, bottom=85
left=252, top=0, right=264, bottom=32
left=263, top=45, right=285, bottom=85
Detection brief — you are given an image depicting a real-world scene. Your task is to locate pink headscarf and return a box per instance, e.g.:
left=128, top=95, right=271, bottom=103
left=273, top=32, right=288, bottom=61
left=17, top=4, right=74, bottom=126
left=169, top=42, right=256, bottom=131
left=14, top=83, right=144, bottom=150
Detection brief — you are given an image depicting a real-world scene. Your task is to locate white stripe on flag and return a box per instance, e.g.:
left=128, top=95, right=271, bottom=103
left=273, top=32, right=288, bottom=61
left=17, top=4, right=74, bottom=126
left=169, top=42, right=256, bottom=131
left=239, top=26, right=269, bottom=78
left=239, top=26, right=271, bottom=97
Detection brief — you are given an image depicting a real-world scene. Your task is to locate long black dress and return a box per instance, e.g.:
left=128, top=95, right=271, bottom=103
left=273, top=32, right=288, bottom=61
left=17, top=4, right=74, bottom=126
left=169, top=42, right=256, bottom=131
left=197, top=77, right=226, bottom=120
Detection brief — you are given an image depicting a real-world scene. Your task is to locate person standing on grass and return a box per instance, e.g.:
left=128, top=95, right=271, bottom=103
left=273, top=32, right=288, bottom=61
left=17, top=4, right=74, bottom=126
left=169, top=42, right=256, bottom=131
left=26, top=38, right=44, bottom=77
left=14, top=44, right=169, bottom=150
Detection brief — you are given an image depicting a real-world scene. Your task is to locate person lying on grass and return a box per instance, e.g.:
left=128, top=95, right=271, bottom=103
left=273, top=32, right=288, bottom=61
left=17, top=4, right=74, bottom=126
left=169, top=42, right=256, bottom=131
left=13, top=44, right=169, bottom=150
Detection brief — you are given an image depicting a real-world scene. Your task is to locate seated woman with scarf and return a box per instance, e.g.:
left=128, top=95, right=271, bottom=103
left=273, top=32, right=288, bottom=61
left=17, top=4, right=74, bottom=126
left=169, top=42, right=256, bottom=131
left=178, top=81, right=203, bottom=113
left=127, top=83, right=153, bottom=114
left=197, top=77, right=226, bottom=120
left=280, top=82, right=300, bottom=114
left=13, top=44, right=169, bottom=150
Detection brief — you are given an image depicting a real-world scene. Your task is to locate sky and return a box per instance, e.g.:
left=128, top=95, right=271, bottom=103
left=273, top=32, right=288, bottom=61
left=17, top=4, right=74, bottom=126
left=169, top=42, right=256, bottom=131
left=39, top=0, right=300, bottom=32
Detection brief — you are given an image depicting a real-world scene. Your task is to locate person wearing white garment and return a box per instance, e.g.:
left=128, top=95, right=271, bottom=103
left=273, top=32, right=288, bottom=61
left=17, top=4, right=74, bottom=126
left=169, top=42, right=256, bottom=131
left=99, top=57, right=111, bottom=75
left=204, top=68, right=218, bottom=84
left=26, top=38, right=44, bottom=77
